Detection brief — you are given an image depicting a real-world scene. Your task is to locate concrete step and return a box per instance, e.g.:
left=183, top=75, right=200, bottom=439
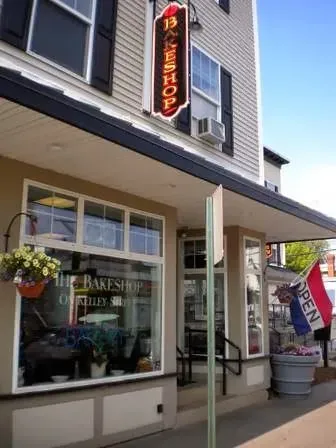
left=178, top=382, right=222, bottom=409
left=176, top=389, right=269, bottom=428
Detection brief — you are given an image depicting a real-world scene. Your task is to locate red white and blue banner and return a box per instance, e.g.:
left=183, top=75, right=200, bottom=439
left=290, top=262, right=332, bottom=336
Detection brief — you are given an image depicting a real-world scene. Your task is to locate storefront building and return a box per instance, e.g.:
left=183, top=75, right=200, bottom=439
left=0, top=1, right=335, bottom=447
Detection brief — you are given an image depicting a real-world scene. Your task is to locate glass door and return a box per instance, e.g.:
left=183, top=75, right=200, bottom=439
left=184, top=273, right=225, bottom=331
left=181, top=238, right=226, bottom=355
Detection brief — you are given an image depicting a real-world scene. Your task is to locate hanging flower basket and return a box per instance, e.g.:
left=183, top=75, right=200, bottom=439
left=272, top=283, right=299, bottom=305
left=16, top=281, right=46, bottom=299
left=0, top=246, right=61, bottom=298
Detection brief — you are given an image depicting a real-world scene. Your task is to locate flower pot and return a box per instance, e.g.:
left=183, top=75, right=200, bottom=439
left=16, top=282, right=45, bottom=298
left=91, top=362, right=107, bottom=379
left=271, top=353, right=320, bottom=399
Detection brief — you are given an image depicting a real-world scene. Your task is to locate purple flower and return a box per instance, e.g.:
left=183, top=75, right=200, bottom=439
left=275, top=344, right=320, bottom=357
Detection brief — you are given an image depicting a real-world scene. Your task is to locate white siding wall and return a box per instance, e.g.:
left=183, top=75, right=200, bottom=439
left=0, top=0, right=260, bottom=181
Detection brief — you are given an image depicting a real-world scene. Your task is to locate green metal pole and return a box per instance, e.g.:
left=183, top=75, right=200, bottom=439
left=206, top=196, right=216, bottom=448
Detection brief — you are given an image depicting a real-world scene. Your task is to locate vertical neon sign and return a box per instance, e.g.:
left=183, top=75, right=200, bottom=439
left=152, top=2, right=189, bottom=120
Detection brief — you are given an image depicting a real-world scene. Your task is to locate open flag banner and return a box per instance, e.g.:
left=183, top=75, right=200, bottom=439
left=290, top=261, right=332, bottom=336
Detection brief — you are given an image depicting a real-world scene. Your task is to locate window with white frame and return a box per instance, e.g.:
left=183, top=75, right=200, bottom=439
left=28, top=0, right=96, bottom=78
left=268, top=243, right=281, bottom=266
left=244, top=238, right=263, bottom=357
left=191, top=46, right=220, bottom=120
left=17, top=182, right=164, bottom=390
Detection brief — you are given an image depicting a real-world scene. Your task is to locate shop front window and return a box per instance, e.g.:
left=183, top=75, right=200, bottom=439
left=244, top=238, right=263, bottom=357
left=129, top=213, right=163, bottom=256
left=18, top=182, right=164, bottom=390
left=83, top=201, right=124, bottom=250
left=26, top=185, right=77, bottom=242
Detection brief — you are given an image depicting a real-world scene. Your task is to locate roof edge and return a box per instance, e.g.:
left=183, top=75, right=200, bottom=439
left=0, top=67, right=335, bottom=238
left=264, top=146, right=290, bottom=167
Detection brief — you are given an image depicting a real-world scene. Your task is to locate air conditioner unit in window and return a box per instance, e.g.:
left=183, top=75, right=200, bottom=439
left=197, top=117, right=225, bottom=145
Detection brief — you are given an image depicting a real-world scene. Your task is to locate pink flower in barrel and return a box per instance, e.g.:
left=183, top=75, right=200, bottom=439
left=274, top=343, right=321, bottom=357
left=0, top=246, right=61, bottom=298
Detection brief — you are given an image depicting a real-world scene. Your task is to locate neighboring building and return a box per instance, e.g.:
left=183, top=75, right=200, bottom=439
left=0, top=1, right=335, bottom=447
left=263, top=146, right=296, bottom=307
left=263, top=146, right=297, bottom=347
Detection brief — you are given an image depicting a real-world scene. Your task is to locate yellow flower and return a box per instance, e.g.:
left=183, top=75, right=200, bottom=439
left=33, top=259, right=39, bottom=267
left=42, top=267, right=49, bottom=276
left=24, top=261, right=30, bottom=268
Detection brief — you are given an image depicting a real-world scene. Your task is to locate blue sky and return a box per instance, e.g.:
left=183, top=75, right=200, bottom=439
left=258, top=0, right=336, bottom=217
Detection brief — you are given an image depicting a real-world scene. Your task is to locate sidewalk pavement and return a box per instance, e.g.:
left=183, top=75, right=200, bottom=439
left=113, top=381, right=336, bottom=448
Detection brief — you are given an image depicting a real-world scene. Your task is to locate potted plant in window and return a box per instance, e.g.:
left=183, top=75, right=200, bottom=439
left=271, top=344, right=321, bottom=399
left=0, top=246, right=61, bottom=298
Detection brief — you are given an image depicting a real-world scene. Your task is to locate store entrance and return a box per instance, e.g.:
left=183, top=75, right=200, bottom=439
left=180, top=238, right=226, bottom=356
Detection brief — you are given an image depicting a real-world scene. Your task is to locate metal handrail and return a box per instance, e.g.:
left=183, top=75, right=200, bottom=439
left=269, top=326, right=281, bottom=346
left=176, top=345, right=187, bottom=386
left=184, top=326, right=242, bottom=395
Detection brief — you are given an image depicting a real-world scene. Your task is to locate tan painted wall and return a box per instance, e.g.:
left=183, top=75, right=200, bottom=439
left=0, top=376, right=176, bottom=448
left=0, top=156, right=177, bottom=393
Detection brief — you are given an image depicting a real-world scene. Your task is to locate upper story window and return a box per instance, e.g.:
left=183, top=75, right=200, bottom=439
left=176, top=44, right=233, bottom=156
left=191, top=46, right=220, bottom=121
left=0, top=0, right=118, bottom=94
left=264, top=180, right=279, bottom=193
left=28, top=0, right=96, bottom=78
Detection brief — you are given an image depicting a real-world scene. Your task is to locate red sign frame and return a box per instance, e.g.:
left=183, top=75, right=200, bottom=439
left=151, top=2, right=189, bottom=120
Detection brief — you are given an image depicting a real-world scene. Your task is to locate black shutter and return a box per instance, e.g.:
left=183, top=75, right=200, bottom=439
left=219, top=0, right=230, bottom=14
left=176, top=104, right=191, bottom=135
left=91, top=0, right=118, bottom=95
left=0, top=0, right=32, bottom=50
left=220, top=67, right=233, bottom=156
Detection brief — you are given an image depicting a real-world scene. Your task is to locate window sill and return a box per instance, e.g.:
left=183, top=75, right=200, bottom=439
left=26, top=49, right=89, bottom=85
left=1, top=372, right=176, bottom=400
